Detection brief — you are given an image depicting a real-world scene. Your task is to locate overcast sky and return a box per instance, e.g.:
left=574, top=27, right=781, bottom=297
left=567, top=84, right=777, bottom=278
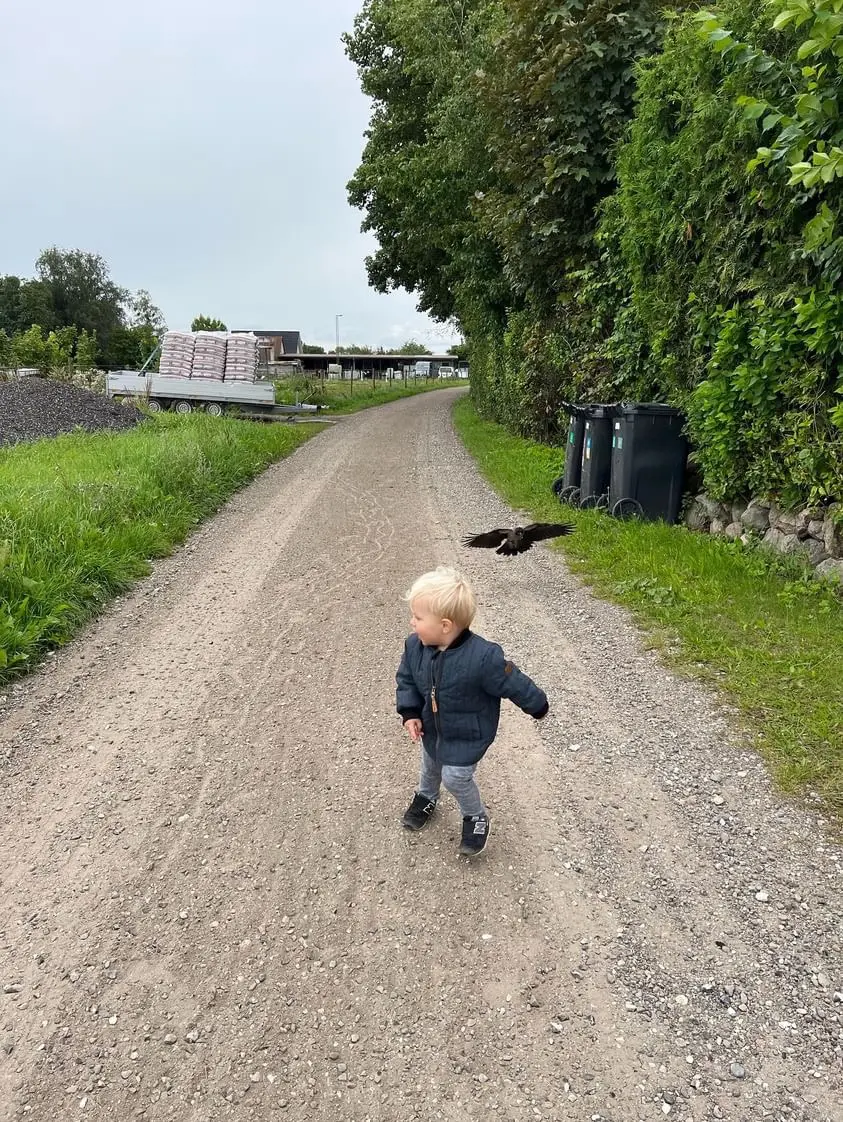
left=0, top=0, right=460, bottom=352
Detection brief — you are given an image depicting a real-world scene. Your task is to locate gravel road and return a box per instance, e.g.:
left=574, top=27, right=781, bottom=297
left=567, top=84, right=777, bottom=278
left=0, top=389, right=840, bottom=1122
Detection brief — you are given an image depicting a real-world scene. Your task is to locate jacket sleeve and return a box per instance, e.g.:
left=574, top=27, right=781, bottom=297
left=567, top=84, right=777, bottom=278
left=482, top=643, right=549, bottom=719
left=396, top=637, right=424, bottom=722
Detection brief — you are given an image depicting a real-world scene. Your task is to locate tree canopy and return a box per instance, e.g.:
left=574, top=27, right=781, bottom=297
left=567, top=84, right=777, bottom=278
left=0, top=248, right=166, bottom=371
left=191, top=315, right=227, bottom=332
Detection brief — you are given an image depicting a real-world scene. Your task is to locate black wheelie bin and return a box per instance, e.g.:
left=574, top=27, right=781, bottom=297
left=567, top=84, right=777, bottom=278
left=551, top=404, right=588, bottom=504
left=578, top=404, right=615, bottom=508
left=608, top=403, right=688, bottom=522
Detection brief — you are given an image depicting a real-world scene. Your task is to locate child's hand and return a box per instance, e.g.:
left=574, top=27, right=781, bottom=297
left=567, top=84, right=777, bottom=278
left=404, top=719, right=423, bottom=742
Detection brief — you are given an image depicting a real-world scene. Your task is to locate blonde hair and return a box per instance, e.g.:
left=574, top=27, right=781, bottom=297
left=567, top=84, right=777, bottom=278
left=404, top=566, right=477, bottom=629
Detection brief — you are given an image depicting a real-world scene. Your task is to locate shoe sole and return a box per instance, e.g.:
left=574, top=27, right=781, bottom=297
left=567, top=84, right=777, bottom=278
left=401, top=811, right=436, bottom=832
left=458, top=816, right=492, bottom=857
left=402, top=818, right=431, bottom=832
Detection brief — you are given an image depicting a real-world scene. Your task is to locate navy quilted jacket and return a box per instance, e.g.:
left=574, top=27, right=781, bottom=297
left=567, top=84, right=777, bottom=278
left=395, top=628, right=548, bottom=766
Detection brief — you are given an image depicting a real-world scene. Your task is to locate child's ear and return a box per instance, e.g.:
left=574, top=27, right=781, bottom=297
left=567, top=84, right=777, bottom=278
left=442, top=617, right=455, bottom=633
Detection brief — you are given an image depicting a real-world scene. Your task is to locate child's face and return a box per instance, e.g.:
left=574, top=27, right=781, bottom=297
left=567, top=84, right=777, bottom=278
left=409, top=598, right=454, bottom=647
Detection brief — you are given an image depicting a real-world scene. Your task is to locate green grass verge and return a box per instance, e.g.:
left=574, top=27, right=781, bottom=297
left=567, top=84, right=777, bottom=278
left=274, top=376, right=467, bottom=414
left=0, top=414, right=322, bottom=682
left=453, top=396, right=843, bottom=822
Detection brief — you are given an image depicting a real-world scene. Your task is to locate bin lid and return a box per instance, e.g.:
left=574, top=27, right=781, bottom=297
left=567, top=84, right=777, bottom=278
left=587, top=403, right=618, bottom=418
left=618, top=402, right=684, bottom=418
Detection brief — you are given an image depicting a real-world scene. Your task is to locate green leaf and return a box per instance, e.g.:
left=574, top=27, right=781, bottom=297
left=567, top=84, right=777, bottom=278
left=795, top=93, right=823, bottom=116
left=797, top=40, right=822, bottom=60
left=739, top=98, right=768, bottom=120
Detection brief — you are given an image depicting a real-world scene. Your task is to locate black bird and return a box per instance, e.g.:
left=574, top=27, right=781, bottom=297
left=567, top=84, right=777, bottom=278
left=462, top=522, right=575, bottom=556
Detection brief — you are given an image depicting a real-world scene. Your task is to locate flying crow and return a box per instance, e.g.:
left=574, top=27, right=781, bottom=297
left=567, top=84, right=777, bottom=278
left=462, top=522, right=575, bottom=556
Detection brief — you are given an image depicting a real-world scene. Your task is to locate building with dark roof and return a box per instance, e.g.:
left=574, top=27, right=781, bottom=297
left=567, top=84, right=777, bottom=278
left=232, top=331, right=302, bottom=360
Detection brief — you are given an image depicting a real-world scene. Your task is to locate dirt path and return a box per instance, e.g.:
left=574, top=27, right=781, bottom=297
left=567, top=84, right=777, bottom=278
left=0, top=389, right=840, bottom=1122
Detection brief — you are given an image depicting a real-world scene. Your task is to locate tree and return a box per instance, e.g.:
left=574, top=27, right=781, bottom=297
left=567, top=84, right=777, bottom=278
left=0, top=275, right=55, bottom=336
left=302, top=342, right=326, bottom=353
left=75, top=329, right=98, bottom=371
left=102, top=325, right=158, bottom=369
left=36, top=248, right=126, bottom=355
left=0, top=277, right=21, bottom=336
left=0, top=329, right=12, bottom=371
left=19, top=279, right=56, bottom=333
left=340, top=343, right=375, bottom=354
left=344, top=0, right=509, bottom=325
left=128, top=289, right=166, bottom=337
left=191, top=314, right=227, bottom=331
left=47, top=326, right=78, bottom=368
left=11, top=326, right=51, bottom=372
left=395, top=339, right=431, bottom=354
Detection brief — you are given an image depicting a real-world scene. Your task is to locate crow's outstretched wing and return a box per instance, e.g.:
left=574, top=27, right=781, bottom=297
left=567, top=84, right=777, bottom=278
left=462, top=529, right=510, bottom=548
left=522, top=522, right=575, bottom=543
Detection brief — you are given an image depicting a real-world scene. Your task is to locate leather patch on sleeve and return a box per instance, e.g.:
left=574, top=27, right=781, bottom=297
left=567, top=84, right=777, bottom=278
left=504, top=661, right=514, bottom=674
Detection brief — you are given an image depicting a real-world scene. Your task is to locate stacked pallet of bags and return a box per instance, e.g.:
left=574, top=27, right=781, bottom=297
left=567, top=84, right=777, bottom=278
left=159, top=332, right=195, bottom=378
left=224, top=332, right=259, bottom=382
left=192, top=331, right=227, bottom=381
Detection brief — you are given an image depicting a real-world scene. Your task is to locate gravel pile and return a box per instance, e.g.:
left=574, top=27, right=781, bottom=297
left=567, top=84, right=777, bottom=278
left=0, top=376, right=144, bottom=448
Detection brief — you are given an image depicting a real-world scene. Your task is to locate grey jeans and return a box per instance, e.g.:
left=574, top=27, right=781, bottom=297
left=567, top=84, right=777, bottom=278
left=418, top=749, right=486, bottom=818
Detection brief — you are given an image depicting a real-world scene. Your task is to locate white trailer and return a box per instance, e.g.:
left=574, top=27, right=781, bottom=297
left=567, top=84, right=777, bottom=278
left=106, top=371, right=276, bottom=416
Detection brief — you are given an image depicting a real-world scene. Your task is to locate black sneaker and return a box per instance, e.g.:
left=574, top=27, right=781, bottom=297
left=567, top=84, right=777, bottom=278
left=458, top=813, right=491, bottom=856
left=402, top=793, right=437, bottom=831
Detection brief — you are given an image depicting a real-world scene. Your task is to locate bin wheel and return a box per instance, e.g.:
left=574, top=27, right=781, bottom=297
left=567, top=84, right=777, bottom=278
left=557, top=485, right=578, bottom=505
left=580, top=493, right=607, bottom=510
left=174, top=400, right=193, bottom=415
left=205, top=401, right=224, bottom=417
left=596, top=493, right=609, bottom=511
left=147, top=398, right=163, bottom=413
left=612, top=498, right=644, bottom=520
left=551, top=474, right=567, bottom=497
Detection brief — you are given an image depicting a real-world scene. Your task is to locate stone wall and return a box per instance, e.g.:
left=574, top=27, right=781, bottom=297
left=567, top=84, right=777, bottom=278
left=685, top=496, right=843, bottom=583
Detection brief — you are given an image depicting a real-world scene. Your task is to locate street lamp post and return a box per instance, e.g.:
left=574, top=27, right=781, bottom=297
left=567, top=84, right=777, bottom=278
left=335, top=314, right=342, bottom=365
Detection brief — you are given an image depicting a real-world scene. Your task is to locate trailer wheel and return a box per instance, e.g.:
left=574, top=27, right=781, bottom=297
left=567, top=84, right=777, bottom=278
left=174, top=400, right=193, bottom=415
left=205, top=401, right=224, bottom=417
left=147, top=399, right=164, bottom=413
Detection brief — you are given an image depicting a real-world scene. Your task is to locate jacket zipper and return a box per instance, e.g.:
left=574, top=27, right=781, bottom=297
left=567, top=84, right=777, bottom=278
left=430, top=653, right=442, bottom=758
